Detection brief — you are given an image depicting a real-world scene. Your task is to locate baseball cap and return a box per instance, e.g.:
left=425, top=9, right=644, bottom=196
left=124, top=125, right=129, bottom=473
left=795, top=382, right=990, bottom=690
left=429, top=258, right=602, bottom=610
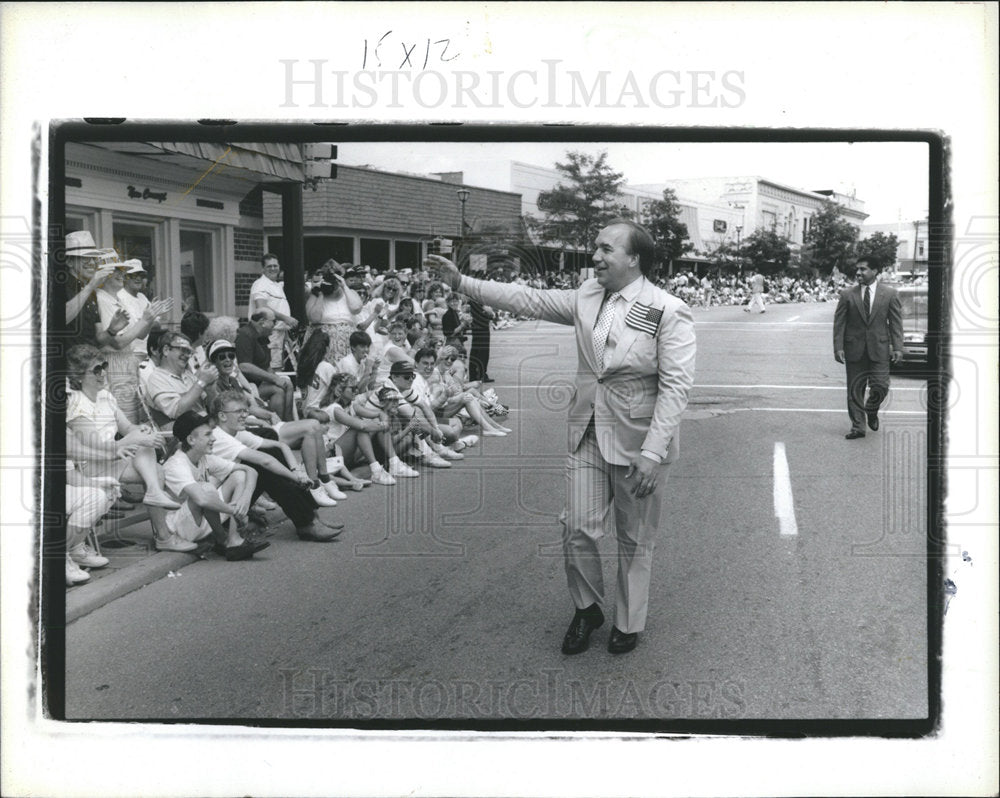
left=173, top=410, right=212, bottom=444
left=389, top=360, right=415, bottom=375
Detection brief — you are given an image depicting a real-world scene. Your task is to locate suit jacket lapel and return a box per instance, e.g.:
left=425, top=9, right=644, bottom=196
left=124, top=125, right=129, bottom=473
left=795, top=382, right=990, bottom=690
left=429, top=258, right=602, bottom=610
left=851, top=284, right=867, bottom=323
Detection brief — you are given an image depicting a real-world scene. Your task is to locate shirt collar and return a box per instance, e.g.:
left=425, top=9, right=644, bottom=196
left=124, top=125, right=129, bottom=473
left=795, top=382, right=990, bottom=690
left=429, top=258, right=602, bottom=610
left=615, top=275, right=646, bottom=303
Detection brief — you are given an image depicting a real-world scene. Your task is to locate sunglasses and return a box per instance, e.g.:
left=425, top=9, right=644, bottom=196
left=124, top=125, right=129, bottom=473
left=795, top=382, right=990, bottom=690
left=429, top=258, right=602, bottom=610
left=213, top=352, right=237, bottom=361
left=89, top=361, right=110, bottom=376
left=396, top=373, right=415, bottom=380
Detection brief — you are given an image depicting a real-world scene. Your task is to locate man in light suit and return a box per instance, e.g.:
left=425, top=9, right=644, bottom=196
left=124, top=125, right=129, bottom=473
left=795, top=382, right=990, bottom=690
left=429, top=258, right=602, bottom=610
left=427, top=220, right=696, bottom=655
left=833, top=256, right=904, bottom=439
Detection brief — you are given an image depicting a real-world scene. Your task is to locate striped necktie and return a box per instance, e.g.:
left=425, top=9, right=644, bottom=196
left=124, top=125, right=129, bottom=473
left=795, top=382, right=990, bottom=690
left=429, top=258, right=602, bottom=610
left=864, top=285, right=871, bottom=318
left=592, top=292, right=621, bottom=369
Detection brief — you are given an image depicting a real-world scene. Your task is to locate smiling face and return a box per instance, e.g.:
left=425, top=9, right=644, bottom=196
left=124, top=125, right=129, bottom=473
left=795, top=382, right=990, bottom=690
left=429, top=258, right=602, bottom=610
left=161, top=335, right=194, bottom=375
left=186, top=424, right=215, bottom=458
left=416, top=355, right=436, bottom=379
left=854, top=260, right=878, bottom=286
left=211, top=348, right=238, bottom=375
left=592, top=223, right=642, bottom=293
left=81, top=356, right=110, bottom=394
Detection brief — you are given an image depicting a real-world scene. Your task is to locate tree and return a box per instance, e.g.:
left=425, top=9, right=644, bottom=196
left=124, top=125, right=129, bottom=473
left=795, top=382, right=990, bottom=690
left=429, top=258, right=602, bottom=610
left=531, top=150, right=633, bottom=252
left=801, top=199, right=859, bottom=275
left=741, top=228, right=792, bottom=272
left=640, top=188, right=691, bottom=276
left=856, top=231, right=900, bottom=270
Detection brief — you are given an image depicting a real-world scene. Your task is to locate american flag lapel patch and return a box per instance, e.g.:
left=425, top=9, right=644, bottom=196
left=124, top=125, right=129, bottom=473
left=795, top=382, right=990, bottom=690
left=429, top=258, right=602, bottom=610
left=624, top=302, right=663, bottom=335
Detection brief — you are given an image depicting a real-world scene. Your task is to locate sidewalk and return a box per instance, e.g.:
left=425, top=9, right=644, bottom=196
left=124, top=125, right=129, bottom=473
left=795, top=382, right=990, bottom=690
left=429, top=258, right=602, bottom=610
left=65, top=508, right=202, bottom=624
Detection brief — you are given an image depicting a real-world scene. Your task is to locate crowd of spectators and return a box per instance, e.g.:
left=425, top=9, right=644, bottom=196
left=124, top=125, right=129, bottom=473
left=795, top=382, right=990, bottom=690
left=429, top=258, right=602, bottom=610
left=61, top=231, right=868, bottom=587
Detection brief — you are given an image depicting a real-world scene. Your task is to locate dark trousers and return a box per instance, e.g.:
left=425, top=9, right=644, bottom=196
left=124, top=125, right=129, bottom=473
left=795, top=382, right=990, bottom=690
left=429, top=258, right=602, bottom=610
left=845, top=353, right=890, bottom=431
left=469, top=331, right=490, bottom=381
left=248, top=464, right=317, bottom=528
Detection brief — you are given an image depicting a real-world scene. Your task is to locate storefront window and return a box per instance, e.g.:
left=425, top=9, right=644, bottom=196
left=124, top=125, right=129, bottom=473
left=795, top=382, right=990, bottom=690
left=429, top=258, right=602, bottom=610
left=360, top=238, right=390, bottom=272
left=113, top=222, right=157, bottom=299
left=394, top=241, right=420, bottom=271
left=179, top=230, right=214, bottom=313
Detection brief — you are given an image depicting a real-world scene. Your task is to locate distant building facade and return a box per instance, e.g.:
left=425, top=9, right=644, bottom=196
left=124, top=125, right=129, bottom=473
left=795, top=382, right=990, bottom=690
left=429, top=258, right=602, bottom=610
left=860, top=219, right=928, bottom=274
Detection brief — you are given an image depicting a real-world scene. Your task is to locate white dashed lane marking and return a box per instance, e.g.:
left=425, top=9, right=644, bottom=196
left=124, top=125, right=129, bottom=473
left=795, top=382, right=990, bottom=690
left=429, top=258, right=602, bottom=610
left=773, top=442, right=798, bottom=537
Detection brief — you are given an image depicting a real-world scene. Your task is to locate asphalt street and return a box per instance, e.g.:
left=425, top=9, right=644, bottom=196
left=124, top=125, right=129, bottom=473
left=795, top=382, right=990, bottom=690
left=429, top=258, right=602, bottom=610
left=64, top=299, right=930, bottom=722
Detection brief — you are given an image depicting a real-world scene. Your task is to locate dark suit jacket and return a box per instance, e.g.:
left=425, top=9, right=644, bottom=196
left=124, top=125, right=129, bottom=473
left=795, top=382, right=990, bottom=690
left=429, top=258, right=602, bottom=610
left=833, top=281, right=904, bottom=362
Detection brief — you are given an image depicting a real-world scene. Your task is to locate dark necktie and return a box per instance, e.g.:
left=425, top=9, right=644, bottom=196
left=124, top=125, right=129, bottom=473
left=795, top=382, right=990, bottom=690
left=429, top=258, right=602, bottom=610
left=864, top=285, right=871, bottom=318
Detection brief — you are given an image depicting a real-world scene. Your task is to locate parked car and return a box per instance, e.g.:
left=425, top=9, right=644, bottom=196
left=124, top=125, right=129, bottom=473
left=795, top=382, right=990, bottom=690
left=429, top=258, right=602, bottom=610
left=895, top=283, right=929, bottom=365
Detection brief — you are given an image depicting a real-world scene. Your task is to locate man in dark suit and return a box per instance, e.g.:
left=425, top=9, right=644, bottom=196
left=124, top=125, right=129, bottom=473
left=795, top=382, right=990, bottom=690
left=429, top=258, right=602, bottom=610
left=426, top=220, right=696, bottom=656
left=833, top=256, right=904, bottom=439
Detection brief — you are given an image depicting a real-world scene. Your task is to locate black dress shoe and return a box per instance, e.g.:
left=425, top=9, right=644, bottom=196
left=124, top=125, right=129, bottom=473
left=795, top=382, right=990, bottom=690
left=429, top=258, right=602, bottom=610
left=224, top=540, right=269, bottom=561
left=866, top=411, right=880, bottom=431
left=607, top=626, right=638, bottom=654
left=561, top=604, right=604, bottom=655
left=845, top=430, right=866, bottom=439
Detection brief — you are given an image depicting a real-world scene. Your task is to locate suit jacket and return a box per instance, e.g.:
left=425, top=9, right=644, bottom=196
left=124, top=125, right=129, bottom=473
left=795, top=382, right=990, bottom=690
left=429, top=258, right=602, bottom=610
left=833, top=281, right=904, bottom=362
left=459, top=275, right=696, bottom=466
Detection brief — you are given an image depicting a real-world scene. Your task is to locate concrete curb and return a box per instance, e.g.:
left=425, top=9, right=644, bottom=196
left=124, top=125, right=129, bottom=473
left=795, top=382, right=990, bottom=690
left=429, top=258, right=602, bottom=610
left=66, top=550, right=201, bottom=624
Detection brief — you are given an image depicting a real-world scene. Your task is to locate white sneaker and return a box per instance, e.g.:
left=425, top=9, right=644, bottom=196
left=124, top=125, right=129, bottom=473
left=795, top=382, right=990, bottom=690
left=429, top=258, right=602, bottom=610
left=425, top=455, right=452, bottom=468
left=254, top=496, right=278, bottom=511
left=370, top=465, right=396, bottom=485
left=309, top=486, right=338, bottom=506
left=406, top=446, right=424, bottom=460
left=458, top=434, right=479, bottom=449
left=388, top=458, right=420, bottom=478
left=439, top=447, right=464, bottom=460
left=322, top=481, right=348, bottom=500
left=370, top=467, right=397, bottom=486
left=154, top=535, right=198, bottom=553
left=65, top=555, right=90, bottom=585
left=70, top=542, right=109, bottom=569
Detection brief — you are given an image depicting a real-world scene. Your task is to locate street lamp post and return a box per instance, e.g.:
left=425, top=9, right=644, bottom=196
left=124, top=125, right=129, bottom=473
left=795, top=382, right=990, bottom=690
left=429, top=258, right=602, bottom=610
left=456, top=188, right=470, bottom=266
left=735, top=225, right=743, bottom=275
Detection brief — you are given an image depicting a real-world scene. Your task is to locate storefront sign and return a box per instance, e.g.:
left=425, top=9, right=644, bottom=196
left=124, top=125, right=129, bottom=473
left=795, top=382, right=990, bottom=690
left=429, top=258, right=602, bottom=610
left=713, top=219, right=728, bottom=233
left=126, top=185, right=168, bottom=203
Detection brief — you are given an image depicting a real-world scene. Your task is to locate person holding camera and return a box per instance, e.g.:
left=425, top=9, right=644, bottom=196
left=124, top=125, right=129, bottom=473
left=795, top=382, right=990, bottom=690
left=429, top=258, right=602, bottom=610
left=305, top=261, right=364, bottom=365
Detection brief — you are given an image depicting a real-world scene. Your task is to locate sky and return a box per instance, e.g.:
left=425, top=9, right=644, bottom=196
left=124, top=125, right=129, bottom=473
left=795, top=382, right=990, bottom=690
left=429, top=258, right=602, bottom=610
left=337, top=140, right=930, bottom=225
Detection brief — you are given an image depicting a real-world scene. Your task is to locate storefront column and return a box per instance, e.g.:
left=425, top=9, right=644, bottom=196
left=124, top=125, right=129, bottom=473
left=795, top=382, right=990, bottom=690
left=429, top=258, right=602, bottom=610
left=278, top=183, right=305, bottom=321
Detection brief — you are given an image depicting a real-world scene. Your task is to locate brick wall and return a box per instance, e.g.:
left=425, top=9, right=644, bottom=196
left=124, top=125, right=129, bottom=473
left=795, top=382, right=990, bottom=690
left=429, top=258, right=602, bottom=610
left=234, top=272, right=257, bottom=314
left=239, top=186, right=263, bottom=218
left=234, top=227, right=264, bottom=263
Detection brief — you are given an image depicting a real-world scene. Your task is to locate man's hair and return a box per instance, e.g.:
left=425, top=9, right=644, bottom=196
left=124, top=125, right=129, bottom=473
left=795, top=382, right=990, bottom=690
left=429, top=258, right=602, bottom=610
left=251, top=308, right=275, bottom=323
left=348, top=330, right=372, bottom=349
left=180, top=311, right=210, bottom=342
left=604, top=218, right=656, bottom=277
left=414, top=346, right=437, bottom=364
left=147, top=328, right=166, bottom=358
left=261, top=253, right=279, bottom=266
left=854, top=256, right=883, bottom=274
left=211, top=389, right=249, bottom=418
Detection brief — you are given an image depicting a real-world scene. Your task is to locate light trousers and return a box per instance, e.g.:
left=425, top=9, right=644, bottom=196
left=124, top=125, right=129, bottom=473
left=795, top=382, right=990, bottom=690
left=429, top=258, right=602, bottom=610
left=562, top=425, right=671, bottom=634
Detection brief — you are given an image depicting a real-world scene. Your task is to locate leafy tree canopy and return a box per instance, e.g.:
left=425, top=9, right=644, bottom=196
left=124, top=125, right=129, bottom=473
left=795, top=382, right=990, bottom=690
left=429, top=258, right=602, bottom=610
left=856, top=231, right=900, bottom=270
left=532, top=150, right=633, bottom=251
left=801, top=199, right=859, bottom=275
left=640, top=188, right=692, bottom=274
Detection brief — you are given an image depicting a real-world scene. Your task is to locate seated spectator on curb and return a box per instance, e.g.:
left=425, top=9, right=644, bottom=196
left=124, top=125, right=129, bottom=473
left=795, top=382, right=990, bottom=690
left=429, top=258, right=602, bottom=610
left=297, top=329, right=338, bottom=413
left=352, top=385, right=420, bottom=480
left=210, top=339, right=337, bottom=503
left=306, top=373, right=394, bottom=487
left=372, top=320, right=414, bottom=384
left=65, top=344, right=188, bottom=553
left=426, top=346, right=511, bottom=438
left=382, top=360, right=453, bottom=468
left=162, top=411, right=266, bottom=561
left=236, top=308, right=295, bottom=421
left=411, top=347, right=478, bottom=459
left=204, top=338, right=279, bottom=430
left=208, top=392, right=344, bottom=542
left=145, top=332, right=218, bottom=432
left=336, top=330, right=379, bottom=392
left=65, top=462, right=116, bottom=585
